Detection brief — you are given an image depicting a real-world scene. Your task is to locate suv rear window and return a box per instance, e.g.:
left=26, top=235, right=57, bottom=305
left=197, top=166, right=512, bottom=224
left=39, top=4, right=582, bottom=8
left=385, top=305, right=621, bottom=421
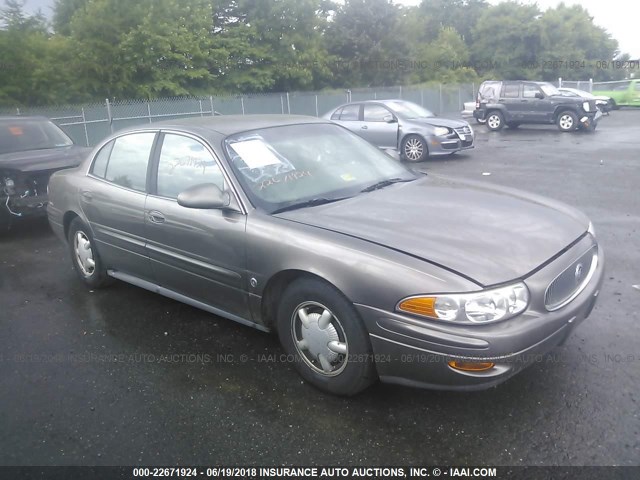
left=502, top=84, right=520, bottom=98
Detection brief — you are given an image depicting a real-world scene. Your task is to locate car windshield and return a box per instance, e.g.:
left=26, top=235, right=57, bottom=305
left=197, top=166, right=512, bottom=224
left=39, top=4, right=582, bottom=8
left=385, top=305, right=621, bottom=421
left=540, top=84, right=561, bottom=96
left=384, top=101, right=435, bottom=119
left=224, top=123, right=416, bottom=213
left=0, top=119, right=73, bottom=155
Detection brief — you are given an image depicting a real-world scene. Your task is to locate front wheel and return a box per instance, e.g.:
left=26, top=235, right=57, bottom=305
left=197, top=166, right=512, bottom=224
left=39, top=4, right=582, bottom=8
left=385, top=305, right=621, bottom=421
left=277, top=278, right=377, bottom=396
left=401, top=134, right=428, bottom=162
left=486, top=111, right=505, bottom=131
left=68, top=217, right=112, bottom=288
left=557, top=111, right=578, bottom=132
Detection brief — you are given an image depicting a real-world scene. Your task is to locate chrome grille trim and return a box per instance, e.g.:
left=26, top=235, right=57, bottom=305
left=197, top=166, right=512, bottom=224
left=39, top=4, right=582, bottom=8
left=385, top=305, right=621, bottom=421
left=544, top=246, right=598, bottom=311
left=454, top=126, right=472, bottom=135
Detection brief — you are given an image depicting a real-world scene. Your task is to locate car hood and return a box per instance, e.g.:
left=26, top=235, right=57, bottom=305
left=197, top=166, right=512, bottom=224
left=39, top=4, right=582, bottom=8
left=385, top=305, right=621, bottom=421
left=276, top=176, right=588, bottom=286
left=0, top=145, right=90, bottom=173
left=403, top=117, right=469, bottom=129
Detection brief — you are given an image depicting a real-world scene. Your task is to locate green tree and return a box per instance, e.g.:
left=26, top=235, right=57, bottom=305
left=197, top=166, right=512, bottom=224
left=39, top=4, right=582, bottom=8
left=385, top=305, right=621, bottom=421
left=538, top=3, right=619, bottom=81
left=211, top=0, right=334, bottom=92
left=470, top=1, right=542, bottom=79
left=408, top=26, right=479, bottom=84
left=326, top=0, right=410, bottom=86
left=0, top=0, right=83, bottom=106
left=418, top=0, right=489, bottom=44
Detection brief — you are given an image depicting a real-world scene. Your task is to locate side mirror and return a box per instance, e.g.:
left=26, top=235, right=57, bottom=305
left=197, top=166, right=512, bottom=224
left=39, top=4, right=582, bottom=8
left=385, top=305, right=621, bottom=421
left=383, top=114, right=397, bottom=123
left=177, top=183, right=230, bottom=209
left=535, top=92, right=544, bottom=99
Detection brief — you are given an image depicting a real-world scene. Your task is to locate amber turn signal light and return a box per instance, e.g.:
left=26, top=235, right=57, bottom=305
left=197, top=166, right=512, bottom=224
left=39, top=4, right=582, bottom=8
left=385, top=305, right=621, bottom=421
left=448, top=360, right=495, bottom=372
left=397, top=297, right=437, bottom=317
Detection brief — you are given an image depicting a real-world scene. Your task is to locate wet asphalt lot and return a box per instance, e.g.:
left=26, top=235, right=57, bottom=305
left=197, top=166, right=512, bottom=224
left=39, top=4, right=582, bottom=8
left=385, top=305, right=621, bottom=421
left=0, top=111, right=639, bottom=467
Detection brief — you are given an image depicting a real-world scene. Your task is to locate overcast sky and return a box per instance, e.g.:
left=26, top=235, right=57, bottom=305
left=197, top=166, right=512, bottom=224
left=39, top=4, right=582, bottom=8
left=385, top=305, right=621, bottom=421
left=10, top=0, right=639, bottom=58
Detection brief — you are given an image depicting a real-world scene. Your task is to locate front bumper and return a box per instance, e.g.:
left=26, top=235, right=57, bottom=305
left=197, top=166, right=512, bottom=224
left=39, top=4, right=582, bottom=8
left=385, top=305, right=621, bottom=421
left=428, top=133, right=475, bottom=156
left=356, top=237, right=605, bottom=391
left=579, top=109, right=602, bottom=128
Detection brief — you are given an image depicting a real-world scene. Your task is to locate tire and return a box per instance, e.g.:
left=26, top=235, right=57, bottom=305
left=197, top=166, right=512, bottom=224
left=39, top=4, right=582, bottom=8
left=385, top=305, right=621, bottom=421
left=611, top=100, right=620, bottom=111
left=401, top=134, right=428, bottom=162
left=486, top=111, right=505, bottom=131
left=67, top=217, right=112, bottom=288
left=557, top=110, right=578, bottom=132
left=277, top=278, right=377, bottom=396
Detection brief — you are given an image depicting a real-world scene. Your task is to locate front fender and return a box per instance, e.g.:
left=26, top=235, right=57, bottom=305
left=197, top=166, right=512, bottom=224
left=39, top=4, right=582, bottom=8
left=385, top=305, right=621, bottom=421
left=245, top=211, right=477, bottom=323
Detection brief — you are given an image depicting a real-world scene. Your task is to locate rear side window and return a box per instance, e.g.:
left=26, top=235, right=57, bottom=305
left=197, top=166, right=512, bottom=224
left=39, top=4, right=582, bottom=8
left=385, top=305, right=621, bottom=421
left=90, top=141, right=114, bottom=178
left=502, top=84, right=520, bottom=98
left=635, top=82, right=640, bottom=91
left=104, top=133, right=156, bottom=192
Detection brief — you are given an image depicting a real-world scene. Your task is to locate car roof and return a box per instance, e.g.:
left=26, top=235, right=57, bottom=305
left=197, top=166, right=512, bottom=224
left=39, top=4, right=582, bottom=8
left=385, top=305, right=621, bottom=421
left=337, top=99, right=405, bottom=106
left=116, top=114, right=329, bottom=137
left=0, top=116, right=51, bottom=121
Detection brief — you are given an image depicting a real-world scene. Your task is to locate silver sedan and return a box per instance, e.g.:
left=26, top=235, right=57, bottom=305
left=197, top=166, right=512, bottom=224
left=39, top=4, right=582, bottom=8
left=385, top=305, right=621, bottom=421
left=323, top=99, right=474, bottom=161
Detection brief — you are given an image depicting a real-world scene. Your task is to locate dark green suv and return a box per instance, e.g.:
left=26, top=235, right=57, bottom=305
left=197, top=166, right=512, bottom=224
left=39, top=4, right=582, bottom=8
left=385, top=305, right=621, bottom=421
left=474, top=81, right=601, bottom=132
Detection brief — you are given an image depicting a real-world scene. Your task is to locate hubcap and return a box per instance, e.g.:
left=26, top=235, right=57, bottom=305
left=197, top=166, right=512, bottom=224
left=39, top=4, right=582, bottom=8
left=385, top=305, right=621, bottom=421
left=559, top=115, right=574, bottom=130
left=404, top=137, right=424, bottom=161
left=74, top=231, right=95, bottom=277
left=291, top=301, right=348, bottom=376
left=488, top=115, right=501, bottom=129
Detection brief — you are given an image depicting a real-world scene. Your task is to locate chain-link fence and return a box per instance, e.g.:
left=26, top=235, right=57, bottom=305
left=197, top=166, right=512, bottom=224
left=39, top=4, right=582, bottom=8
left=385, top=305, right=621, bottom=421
left=557, top=78, right=631, bottom=93
left=1, top=84, right=477, bottom=147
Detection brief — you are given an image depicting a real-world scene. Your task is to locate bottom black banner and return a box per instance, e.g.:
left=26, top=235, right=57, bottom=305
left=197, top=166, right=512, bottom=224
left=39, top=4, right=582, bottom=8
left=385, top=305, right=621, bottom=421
left=0, top=466, right=637, bottom=480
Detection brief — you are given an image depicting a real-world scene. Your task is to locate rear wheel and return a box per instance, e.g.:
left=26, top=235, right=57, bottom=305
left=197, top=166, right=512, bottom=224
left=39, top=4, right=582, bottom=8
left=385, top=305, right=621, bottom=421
left=277, top=278, right=377, bottom=396
left=557, top=110, right=578, bottom=132
left=68, top=217, right=112, bottom=288
left=486, top=111, right=505, bottom=131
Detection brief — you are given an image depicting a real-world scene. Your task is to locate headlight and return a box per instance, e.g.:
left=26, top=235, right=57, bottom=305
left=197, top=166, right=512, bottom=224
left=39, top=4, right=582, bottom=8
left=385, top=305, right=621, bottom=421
left=588, top=221, right=596, bottom=237
left=468, top=125, right=474, bottom=136
left=397, top=282, right=530, bottom=324
left=582, top=101, right=590, bottom=112
left=433, top=126, right=449, bottom=136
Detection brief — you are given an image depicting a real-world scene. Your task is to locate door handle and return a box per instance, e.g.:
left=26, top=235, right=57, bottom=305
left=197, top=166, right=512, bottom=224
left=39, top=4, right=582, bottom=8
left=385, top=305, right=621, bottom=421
left=361, top=125, right=368, bottom=129
left=81, top=190, right=93, bottom=200
left=148, top=211, right=165, bottom=224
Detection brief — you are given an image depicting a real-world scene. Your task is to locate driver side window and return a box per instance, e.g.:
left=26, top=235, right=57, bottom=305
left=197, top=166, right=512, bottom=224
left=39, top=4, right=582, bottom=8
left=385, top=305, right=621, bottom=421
left=156, top=134, right=225, bottom=199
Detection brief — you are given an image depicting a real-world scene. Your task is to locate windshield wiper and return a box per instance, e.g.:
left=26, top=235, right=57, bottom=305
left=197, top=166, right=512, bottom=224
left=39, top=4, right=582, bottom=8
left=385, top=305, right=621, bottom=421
left=360, top=177, right=413, bottom=193
left=271, top=196, right=350, bottom=214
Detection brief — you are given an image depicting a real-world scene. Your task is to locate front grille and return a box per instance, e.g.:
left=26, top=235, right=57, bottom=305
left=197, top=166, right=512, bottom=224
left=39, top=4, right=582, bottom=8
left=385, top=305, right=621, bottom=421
left=455, top=126, right=472, bottom=135
left=545, top=245, right=598, bottom=311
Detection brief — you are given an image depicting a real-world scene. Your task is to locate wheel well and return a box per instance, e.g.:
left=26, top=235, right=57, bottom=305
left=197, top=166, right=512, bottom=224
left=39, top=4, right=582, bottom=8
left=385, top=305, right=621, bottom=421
left=62, top=211, right=80, bottom=241
left=554, top=107, right=577, bottom=121
left=260, top=270, right=337, bottom=331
